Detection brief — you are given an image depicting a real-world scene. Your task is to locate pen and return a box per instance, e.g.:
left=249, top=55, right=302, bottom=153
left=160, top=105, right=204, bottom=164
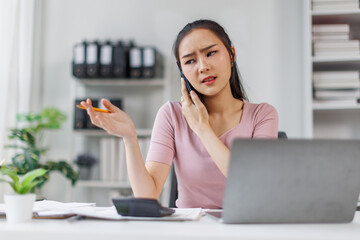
left=76, top=105, right=111, bottom=113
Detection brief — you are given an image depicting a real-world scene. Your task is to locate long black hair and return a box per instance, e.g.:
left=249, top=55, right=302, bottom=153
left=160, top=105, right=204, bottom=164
left=173, top=19, right=247, bottom=100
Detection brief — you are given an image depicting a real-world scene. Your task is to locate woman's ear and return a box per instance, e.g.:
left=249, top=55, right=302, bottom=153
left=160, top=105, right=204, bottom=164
left=231, top=46, right=236, bottom=63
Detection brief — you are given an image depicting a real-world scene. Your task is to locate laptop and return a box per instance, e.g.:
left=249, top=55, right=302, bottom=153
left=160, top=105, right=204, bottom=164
left=208, top=139, right=360, bottom=224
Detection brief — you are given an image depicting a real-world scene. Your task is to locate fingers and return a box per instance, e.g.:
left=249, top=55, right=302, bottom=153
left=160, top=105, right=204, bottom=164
left=101, top=99, right=121, bottom=113
left=81, top=99, right=95, bottom=116
left=180, top=78, right=192, bottom=105
left=190, top=91, right=200, bottom=106
left=81, top=98, right=101, bottom=126
left=180, top=78, right=187, bottom=96
left=190, top=91, right=206, bottom=113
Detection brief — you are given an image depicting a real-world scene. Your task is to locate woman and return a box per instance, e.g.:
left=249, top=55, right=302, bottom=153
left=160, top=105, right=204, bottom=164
left=81, top=19, right=278, bottom=209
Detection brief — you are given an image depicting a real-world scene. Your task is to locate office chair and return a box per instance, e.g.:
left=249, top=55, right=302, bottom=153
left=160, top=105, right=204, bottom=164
left=168, top=131, right=288, bottom=207
left=277, top=131, right=288, bottom=139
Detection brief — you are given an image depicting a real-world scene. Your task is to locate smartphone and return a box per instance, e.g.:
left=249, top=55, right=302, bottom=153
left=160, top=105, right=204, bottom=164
left=176, top=61, right=197, bottom=94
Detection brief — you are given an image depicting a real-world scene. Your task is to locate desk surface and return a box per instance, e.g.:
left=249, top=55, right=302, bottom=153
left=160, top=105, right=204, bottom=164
left=0, top=212, right=360, bottom=240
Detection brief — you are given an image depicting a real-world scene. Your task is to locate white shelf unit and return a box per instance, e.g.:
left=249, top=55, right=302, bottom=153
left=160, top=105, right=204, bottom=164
left=304, top=0, right=360, bottom=139
left=67, top=61, right=172, bottom=206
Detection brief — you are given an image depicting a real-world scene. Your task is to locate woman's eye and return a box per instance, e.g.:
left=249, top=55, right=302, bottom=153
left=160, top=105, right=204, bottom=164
left=185, top=59, right=195, bottom=65
left=207, top=50, right=217, bottom=57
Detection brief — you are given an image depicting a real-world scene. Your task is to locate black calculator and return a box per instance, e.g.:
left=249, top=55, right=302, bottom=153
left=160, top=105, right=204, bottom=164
left=112, top=197, right=175, bottom=217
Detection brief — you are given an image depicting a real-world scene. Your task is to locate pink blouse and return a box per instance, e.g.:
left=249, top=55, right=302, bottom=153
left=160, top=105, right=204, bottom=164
left=146, top=100, right=279, bottom=208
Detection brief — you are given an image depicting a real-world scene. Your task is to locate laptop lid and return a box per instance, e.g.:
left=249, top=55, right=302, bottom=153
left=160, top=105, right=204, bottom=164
left=222, top=139, right=360, bottom=224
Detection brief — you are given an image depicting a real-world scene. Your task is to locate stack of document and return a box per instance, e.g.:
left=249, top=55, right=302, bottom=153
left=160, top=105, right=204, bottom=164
left=312, top=24, right=360, bottom=57
left=313, top=71, right=360, bottom=102
left=33, top=200, right=96, bottom=218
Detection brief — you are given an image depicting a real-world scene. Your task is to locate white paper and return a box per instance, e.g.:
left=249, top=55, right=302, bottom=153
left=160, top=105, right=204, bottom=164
left=33, top=200, right=96, bottom=216
left=73, top=206, right=202, bottom=221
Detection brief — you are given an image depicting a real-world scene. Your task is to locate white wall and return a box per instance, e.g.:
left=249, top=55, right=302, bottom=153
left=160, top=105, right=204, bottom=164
left=39, top=0, right=304, bottom=201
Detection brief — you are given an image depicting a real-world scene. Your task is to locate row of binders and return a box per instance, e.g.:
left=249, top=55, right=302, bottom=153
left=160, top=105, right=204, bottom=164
left=74, top=98, right=122, bottom=129
left=312, top=24, right=360, bottom=57
left=72, top=40, right=163, bottom=79
left=99, top=137, right=151, bottom=182
left=313, top=71, right=360, bottom=101
left=312, top=0, right=359, bottom=11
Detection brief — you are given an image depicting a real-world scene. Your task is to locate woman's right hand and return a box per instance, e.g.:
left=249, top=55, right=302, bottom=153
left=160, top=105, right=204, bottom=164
left=81, top=98, right=136, bottom=139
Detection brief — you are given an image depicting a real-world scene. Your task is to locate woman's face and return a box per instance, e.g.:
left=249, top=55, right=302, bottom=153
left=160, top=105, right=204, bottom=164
left=178, top=28, right=233, bottom=97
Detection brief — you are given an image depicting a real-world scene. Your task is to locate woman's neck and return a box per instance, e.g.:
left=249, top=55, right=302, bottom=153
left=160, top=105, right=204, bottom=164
left=202, top=85, right=243, bottom=116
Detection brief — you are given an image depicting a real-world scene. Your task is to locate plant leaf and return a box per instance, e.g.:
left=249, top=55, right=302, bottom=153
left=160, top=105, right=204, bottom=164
left=9, top=182, right=18, bottom=192
left=4, top=144, right=27, bottom=150
left=5, top=107, right=75, bottom=190
left=19, top=180, right=42, bottom=194
left=21, top=168, right=47, bottom=189
left=23, top=149, right=39, bottom=170
left=0, top=166, right=19, bottom=184
left=41, top=161, right=79, bottom=186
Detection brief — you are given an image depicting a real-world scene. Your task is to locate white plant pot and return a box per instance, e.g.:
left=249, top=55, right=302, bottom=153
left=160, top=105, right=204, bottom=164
left=4, top=193, right=35, bottom=223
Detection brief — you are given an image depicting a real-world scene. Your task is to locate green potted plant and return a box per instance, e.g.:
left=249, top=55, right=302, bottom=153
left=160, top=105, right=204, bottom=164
left=0, top=161, right=48, bottom=223
left=4, top=107, right=78, bottom=193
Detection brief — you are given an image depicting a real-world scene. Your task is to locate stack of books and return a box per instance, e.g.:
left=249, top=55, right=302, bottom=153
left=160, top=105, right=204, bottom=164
left=99, top=137, right=151, bottom=182
left=313, top=71, right=360, bottom=101
left=312, top=24, right=360, bottom=56
left=312, top=0, right=359, bottom=11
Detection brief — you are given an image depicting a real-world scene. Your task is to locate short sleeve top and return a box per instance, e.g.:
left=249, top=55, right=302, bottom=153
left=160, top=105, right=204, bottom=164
left=146, top=99, right=279, bottom=208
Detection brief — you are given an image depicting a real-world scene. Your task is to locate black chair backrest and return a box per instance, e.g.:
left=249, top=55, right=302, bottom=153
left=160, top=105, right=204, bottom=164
left=278, top=131, right=287, bottom=139
left=168, top=131, right=288, bottom=207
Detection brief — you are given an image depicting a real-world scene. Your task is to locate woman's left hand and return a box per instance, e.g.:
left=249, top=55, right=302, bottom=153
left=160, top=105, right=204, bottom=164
left=180, top=78, right=211, bottom=135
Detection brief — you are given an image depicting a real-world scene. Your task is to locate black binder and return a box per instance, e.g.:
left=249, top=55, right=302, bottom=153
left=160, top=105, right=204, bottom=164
left=113, top=41, right=128, bottom=78
left=142, top=47, right=163, bottom=78
left=100, top=41, right=114, bottom=78
left=72, top=42, right=87, bottom=78
left=86, top=41, right=100, bottom=78
left=129, top=47, right=143, bottom=78
left=109, top=99, right=123, bottom=110
left=74, top=99, right=87, bottom=129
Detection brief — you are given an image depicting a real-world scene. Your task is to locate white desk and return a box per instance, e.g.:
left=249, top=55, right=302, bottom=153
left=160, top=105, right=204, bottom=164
left=1, top=212, right=360, bottom=240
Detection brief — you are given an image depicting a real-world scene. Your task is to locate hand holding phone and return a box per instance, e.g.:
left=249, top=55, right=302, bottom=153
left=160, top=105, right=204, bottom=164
left=176, top=61, right=197, bottom=94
